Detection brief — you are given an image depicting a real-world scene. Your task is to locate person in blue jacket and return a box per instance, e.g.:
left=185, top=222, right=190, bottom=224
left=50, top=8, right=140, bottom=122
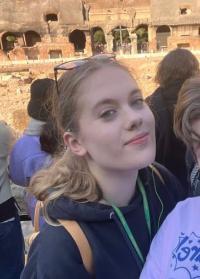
left=9, top=78, right=55, bottom=226
left=21, top=55, right=186, bottom=279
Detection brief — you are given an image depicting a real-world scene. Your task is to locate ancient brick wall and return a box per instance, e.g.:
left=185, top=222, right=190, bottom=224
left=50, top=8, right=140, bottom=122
left=0, top=0, right=84, bottom=33
left=151, top=0, right=200, bottom=25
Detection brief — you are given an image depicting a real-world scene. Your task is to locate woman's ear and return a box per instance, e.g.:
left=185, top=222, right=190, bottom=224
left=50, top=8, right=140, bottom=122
left=63, top=132, right=87, bottom=156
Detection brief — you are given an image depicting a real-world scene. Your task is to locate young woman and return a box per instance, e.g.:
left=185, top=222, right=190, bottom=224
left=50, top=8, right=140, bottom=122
left=21, top=56, right=185, bottom=279
left=140, top=76, right=200, bottom=279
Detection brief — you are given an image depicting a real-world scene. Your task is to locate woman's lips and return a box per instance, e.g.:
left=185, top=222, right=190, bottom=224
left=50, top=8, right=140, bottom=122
left=124, top=132, right=149, bottom=145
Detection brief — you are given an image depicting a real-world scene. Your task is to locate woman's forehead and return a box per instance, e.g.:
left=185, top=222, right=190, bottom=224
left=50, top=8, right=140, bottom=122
left=80, top=65, right=137, bottom=94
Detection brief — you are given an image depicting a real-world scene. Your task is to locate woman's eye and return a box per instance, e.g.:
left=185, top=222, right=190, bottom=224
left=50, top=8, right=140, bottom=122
left=131, top=98, right=144, bottom=107
left=100, top=109, right=116, bottom=120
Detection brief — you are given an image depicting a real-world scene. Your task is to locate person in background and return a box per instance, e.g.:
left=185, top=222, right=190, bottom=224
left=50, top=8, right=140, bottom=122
left=140, top=75, right=200, bottom=279
left=146, top=48, right=199, bottom=196
left=0, top=121, right=24, bottom=279
left=21, top=56, right=185, bottom=279
left=9, top=78, right=55, bottom=226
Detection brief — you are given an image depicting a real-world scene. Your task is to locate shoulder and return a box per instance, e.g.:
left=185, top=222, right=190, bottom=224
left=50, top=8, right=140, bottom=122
left=152, top=162, right=186, bottom=199
left=0, top=121, right=13, bottom=140
left=10, top=135, right=47, bottom=161
left=39, top=223, right=91, bottom=266
left=145, top=87, right=164, bottom=106
left=12, top=135, right=40, bottom=149
left=151, top=196, right=200, bottom=246
left=145, top=162, right=180, bottom=187
left=0, top=121, right=14, bottom=156
left=24, top=223, right=89, bottom=278
left=171, top=196, right=200, bottom=219
left=140, top=197, right=200, bottom=279
left=143, top=163, right=186, bottom=216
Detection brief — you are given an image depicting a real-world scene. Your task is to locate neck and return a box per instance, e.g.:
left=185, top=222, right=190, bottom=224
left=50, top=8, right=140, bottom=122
left=88, top=163, right=138, bottom=207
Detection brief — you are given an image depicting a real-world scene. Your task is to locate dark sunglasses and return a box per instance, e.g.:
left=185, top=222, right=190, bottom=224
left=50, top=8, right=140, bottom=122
left=54, top=53, right=116, bottom=95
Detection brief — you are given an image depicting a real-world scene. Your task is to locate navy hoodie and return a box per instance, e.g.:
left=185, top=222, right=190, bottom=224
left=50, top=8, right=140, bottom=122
left=21, top=163, right=186, bottom=279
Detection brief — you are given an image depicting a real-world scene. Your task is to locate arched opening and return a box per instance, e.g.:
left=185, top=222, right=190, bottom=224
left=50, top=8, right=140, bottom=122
left=25, top=31, right=41, bottom=47
left=45, top=13, right=58, bottom=22
left=156, top=25, right=171, bottom=51
left=112, top=25, right=131, bottom=53
left=1, top=32, right=16, bottom=52
left=135, top=24, right=148, bottom=53
left=69, top=29, right=86, bottom=52
left=91, top=27, right=106, bottom=54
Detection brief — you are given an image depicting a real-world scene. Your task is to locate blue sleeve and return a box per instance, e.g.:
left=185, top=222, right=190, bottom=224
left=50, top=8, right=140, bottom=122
left=21, top=225, right=92, bottom=279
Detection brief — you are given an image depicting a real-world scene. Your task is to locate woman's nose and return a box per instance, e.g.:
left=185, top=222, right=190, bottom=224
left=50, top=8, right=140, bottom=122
left=124, top=109, right=143, bottom=131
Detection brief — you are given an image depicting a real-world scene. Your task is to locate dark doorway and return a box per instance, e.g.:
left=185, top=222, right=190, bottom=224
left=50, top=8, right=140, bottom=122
left=177, top=43, right=190, bottom=48
left=45, top=14, right=58, bottom=22
left=49, top=50, right=62, bottom=59
left=135, top=24, right=148, bottom=53
left=112, top=26, right=130, bottom=53
left=69, top=29, right=86, bottom=52
left=156, top=25, right=171, bottom=51
left=91, top=27, right=106, bottom=54
left=2, top=32, right=16, bottom=52
left=25, top=31, right=41, bottom=47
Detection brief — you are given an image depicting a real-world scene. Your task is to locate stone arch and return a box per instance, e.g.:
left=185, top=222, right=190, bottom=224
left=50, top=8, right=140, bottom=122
left=91, top=26, right=106, bottom=54
left=156, top=25, right=171, bottom=51
left=45, top=13, right=58, bottom=22
left=134, top=24, right=148, bottom=53
left=1, top=32, right=17, bottom=52
left=69, top=29, right=86, bottom=52
left=111, top=25, right=130, bottom=53
left=25, top=31, right=41, bottom=47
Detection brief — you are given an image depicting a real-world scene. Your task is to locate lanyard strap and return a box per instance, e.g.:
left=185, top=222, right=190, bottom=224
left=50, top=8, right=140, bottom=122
left=137, top=177, right=151, bottom=238
left=111, top=177, right=151, bottom=265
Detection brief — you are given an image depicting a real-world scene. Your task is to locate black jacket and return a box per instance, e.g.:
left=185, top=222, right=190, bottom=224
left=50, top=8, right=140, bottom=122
left=21, top=164, right=186, bottom=279
left=146, top=82, right=189, bottom=195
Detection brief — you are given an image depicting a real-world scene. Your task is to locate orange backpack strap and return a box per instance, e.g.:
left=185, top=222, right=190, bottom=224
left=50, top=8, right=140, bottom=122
left=58, top=219, right=93, bottom=275
left=34, top=201, right=43, bottom=232
left=149, top=164, right=165, bottom=184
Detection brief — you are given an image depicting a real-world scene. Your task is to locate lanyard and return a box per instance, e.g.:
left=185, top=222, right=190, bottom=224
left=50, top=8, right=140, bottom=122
left=111, top=177, right=151, bottom=265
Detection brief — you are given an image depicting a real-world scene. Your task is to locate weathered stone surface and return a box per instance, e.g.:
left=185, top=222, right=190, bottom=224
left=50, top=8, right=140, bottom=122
left=0, top=55, right=166, bottom=134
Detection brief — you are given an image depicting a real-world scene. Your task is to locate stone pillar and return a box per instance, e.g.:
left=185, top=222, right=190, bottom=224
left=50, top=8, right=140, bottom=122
left=84, top=34, right=92, bottom=56
left=148, top=26, right=157, bottom=52
left=106, top=34, right=113, bottom=53
left=129, top=33, right=137, bottom=54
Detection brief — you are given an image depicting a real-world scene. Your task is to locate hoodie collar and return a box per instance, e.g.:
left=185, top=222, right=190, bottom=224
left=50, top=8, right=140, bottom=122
left=46, top=169, right=150, bottom=223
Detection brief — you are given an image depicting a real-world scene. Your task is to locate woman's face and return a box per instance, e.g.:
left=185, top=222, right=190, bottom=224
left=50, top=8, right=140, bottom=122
left=68, top=65, right=156, bottom=173
left=191, top=118, right=200, bottom=166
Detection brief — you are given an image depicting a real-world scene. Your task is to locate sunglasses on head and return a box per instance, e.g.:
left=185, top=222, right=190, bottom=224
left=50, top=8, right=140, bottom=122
left=54, top=53, right=116, bottom=95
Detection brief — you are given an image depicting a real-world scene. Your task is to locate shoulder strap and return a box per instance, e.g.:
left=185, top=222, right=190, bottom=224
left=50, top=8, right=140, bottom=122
left=149, top=164, right=165, bottom=184
left=34, top=201, right=43, bottom=232
left=58, top=219, right=93, bottom=275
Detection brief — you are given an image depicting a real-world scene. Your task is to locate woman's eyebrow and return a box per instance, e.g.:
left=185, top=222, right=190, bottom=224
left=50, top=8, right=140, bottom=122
left=93, top=99, right=117, bottom=110
left=129, top=89, right=142, bottom=96
left=93, top=89, right=142, bottom=111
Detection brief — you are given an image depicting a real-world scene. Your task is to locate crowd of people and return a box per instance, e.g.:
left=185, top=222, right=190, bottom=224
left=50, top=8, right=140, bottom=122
left=1, top=48, right=200, bottom=278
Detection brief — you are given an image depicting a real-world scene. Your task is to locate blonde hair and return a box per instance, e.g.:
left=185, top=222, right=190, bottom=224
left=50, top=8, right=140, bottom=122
left=29, top=58, right=132, bottom=223
left=174, top=75, right=200, bottom=148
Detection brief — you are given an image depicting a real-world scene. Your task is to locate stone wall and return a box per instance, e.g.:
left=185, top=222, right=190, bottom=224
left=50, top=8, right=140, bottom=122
left=0, top=0, right=84, bottom=33
left=0, top=56, right=160, bottom=134
left=151, top=0, right=200, bottom=25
